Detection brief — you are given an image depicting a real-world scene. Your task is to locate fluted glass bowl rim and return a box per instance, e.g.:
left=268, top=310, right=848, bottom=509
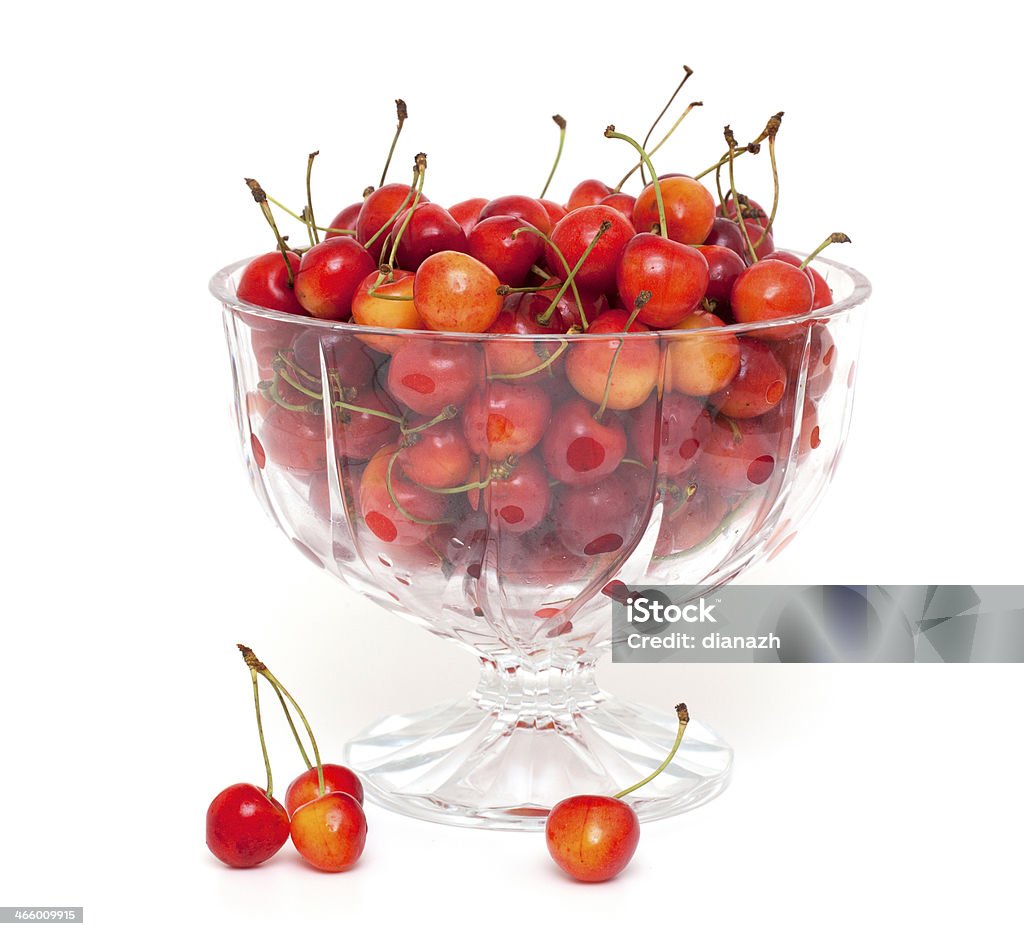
left=210, top=249, right=870, bottom=341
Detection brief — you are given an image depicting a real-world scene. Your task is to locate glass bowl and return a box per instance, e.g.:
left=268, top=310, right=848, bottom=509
left=210, top=253, right=870, bottom=829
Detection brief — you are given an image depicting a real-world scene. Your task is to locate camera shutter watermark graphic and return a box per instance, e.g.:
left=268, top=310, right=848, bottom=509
left=611, top=585, right=1024, bottom=662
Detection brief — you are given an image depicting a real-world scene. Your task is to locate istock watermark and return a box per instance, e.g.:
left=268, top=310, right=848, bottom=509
left=611, top=585, right=1024, bottom=662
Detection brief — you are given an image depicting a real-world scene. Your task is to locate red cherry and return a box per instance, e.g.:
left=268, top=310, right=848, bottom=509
left=413, top=251, right=503, bottom=333
left=542, top=399, right=626, bottom=485
left=335, top=386, right=401, bottom=461
left=616, top=233, right=709, bottom=328
left=718, top=195, right=769, bottom=228
left=398, top=421, right=473, bottom=488
left=731, top=258, right=813, bottom=339
left=547, top=206, right=635, bottom=294
left=350, top=269, right=423, bottom=353
left=324, top=202, right=362, bottom=238
left=206, top=783, right=290, bottom=869
left=633, top=176, right=716, bottom=244
left=467, top=215, right=542, bottom=286
left=478, top=195, right=552, bottom=236
left=290, top=792, right=367, bottom=872
left=359, top=445, right=448, bottom=546
left=292, top=329, right=375, bottom=390
left=665, top=311, right=742, bottom=397
left=555, top=471, right=646, bottom=557
left=599, top=192, right=636, bottom=220
left=468, top=453, right=551, bottom=534
left=356, top=183, right=426, bottom=255
left=448, top=197, right=488, bottom=238
left=294, top=238, right=377, bottom=321
left=238, top=251, right=306, bottom=316
left=759, top=395, right=821, bottom=457
left=702, top=216, right=749, bottom=259
left=393, top=203, right=469, bottom=270
left=258, top=405, right=326, bottom=474
left=545, top=795, right=639, bottom=882
left=701, top=415, right=779, bottom=492
left=710, top=338, right=787, bottom=419
left=566, top=309, right=658, bottom=411
left=742, top=220, right=775, bottom=260
left=539, top=198, right=568, bottom=227
left=387, top=340, right=482, bottom=416
left=501, top=527, right=590, bottom=585
left=285, top=765, right=364, bottom=815
left=567, top=179, right=613, bottom=211
left=522, top=279, right=608, bottom=332
left=696, top=244, right=746, bottom=307
left=483, top=298, right=564, bottom=381
left=806, top=325, right=837, bottom=399
left=462, top=381, right=552, bottom=460
left=655, top=484, right=731, bottom=555
left=763, top=250, right=834, bottom=310
left=628, top=393, right=711, bottom=475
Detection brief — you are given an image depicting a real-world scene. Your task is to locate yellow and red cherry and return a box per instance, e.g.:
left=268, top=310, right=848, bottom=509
left=567, top=179, right=613, bottom=210
left=628, top=393, right=711, bottom=475
left=542, top=399, right=626, bottom=485
left=467, top=453, right=551, bottom=534
left=696, top=243, right=746, bottom=307
left=616, top=233, right=709, bottom=328
left=238, top=251, right=306, bottom=316
left=711, top=338, right=787, bottom=419
left=655, top=483, right=732, bottom=555
left=350, top=269, right=423, bottom=353
left=633, top=175, right=716, bottom=244
left=258, top=405, right=326, bottom=475
left=206, top=783, right=290, bottom=869
left=386, top=340, right=483, bottom=416
left=763, top=250, right=834, bottom=310
left=566, top=309, right=658, bottom=411
left=294, top=237, right=377, bottom=321
left=730, top=258, right=813, bottom=338
left=483, top=297, right=562, bottom=381
left=665, top=310, right=741, bottom=397
left=285, top=765, right=364, bottom=815
left=547, top=205, right=636, bottom=294
left=398, top=422, right=473, bottom=489
left=462, top=381, right=552, bottom=460
left=413, top=251, right=503, bottom=333
left=701, top=415, right=778, bottom=492
left=759, top=395, right=821, bottom=457
left=468, top=215, right=542, bottom=285
left=478, top=194, right=553, bottom=236
left=394, top=203, right=469, bottom=270
left=359, top=445, right=448, bottom=546
left=290, top=791, right=367, bottom=873
left=291, top=329, right=375, bottom=390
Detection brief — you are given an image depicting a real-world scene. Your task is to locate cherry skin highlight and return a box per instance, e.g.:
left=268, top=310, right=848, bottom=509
left=206, top=783, right=290, bottom=869
left=294, top=237, right=377, bottom=321
left=413, top=251, right=503, bottom=333
left=545, top=795, right=640, bottom=882
left=285, top=765, right=365, bottom=815
left=290, top=791, right=367, bottom=873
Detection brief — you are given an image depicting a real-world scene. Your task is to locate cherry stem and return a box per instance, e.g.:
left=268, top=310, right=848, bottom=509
left=800, top=232, right=851, bottom=269
left=419, top=455, right=519, bottom=494
left=387, top=153, right=427, bottom=270
left=613, top=703, right=689, bottom=798
left=385, top=449, right=451, bottom=526
left=496, top=282, right=561, bottom=295
left=266, top=195, right=355, bottom=236
left=725, top=127, right=759, bottom=264
left=594, top=290, right=651, bottom=422
left=618, top=96, right=703, bottom=191
left=488, top=338, right=569, bottom=380
left=364, top=163, right=420, bottom=252
left=604, top=126, right=666, bottom=236
left=244, top=178, right=295, bottom=286
left=635, top=66, right=693, bottom=188
left=332, top=398, right=405, bottom=425
left=538, top=220, right=611, bottom=325
left=249, top=669, right=274, bottom=797
left=511, top=226, right=587, bottom=329
left=752, top=113, right=783, bottom=250
left=404, top=405, right=458, bottom=435
left=263, top=376, right=319, bottom=413
left=694, top=144, right=758, bottom=181
left=271, top=680, right=312, bottom=769
left=667, top=481, right=699, bottom=520
left=238, top=645, right=325, bottom=798
left=380, top=99, right=408, bottom=189
left=277, top=367, right=322, bottom=401
left=275, top=350, right=319, bottom=386
left=540, top=114, right=566, bottom=200
left=305, top=151, right=321, bottom=246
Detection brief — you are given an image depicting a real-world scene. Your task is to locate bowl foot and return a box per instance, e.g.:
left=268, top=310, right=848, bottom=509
left=343, top=662, right=732, bottom=830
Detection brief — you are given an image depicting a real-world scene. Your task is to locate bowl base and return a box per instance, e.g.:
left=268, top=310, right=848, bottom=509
left=343, top=662, right=732, bottom=830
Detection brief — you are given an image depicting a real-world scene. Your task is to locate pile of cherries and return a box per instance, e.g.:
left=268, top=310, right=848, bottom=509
left=236, top=83, right=848, bottom=579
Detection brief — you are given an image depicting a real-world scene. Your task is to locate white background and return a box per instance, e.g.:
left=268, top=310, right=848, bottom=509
left=2, top=1, right=1023, bottom=933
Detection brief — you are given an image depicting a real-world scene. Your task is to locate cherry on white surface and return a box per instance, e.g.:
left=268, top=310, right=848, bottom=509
left=1, top=0, right=1022, bottom=932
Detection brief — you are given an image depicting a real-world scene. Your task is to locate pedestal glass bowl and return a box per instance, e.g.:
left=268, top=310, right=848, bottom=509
left=211, top=254, right=870, bottom=829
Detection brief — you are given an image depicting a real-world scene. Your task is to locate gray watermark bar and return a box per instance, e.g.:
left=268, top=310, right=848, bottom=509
left=611, top=585, right=1024, bottom=662
left=0, top=908, right=82, bottom=923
